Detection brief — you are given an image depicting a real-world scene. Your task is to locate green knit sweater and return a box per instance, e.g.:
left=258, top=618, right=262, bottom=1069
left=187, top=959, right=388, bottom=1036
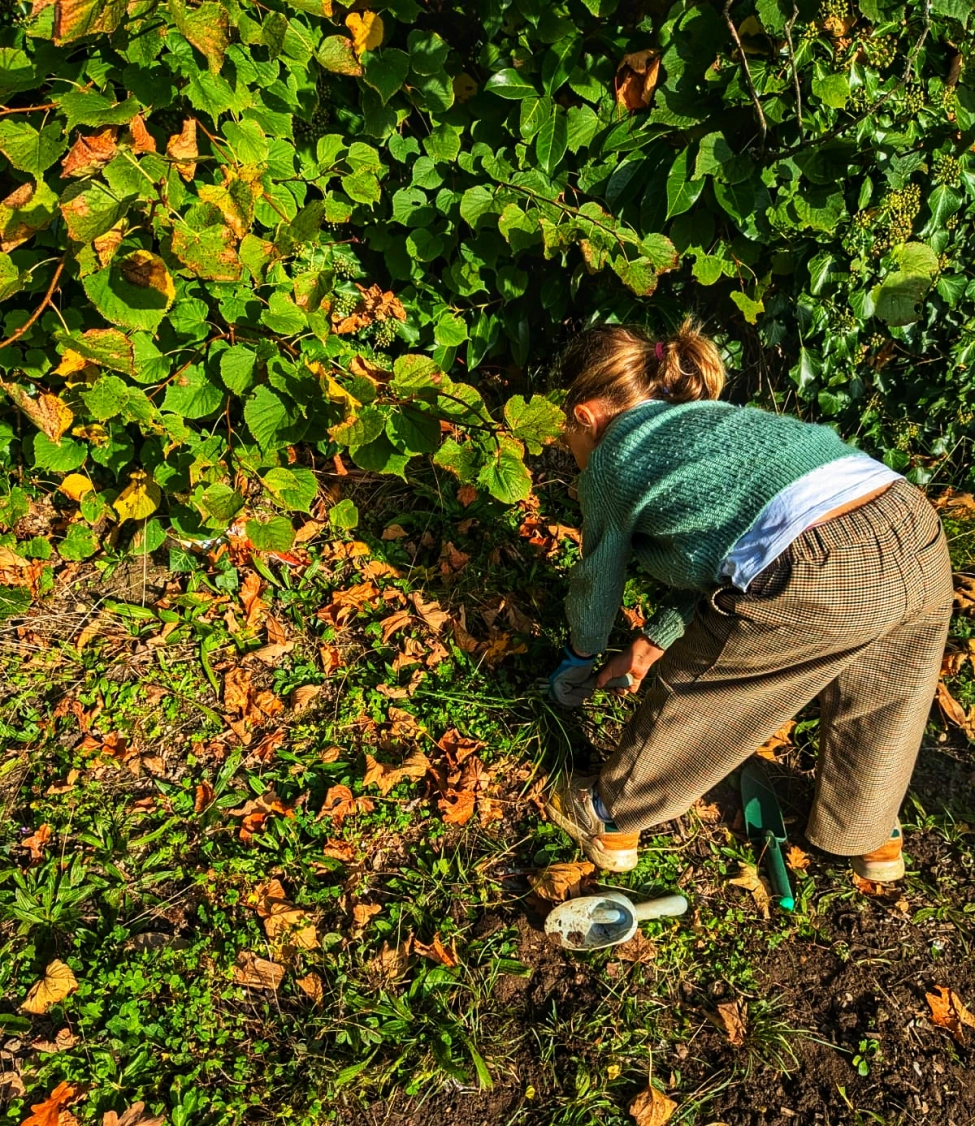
left=567, top=398, right=863, bottom=654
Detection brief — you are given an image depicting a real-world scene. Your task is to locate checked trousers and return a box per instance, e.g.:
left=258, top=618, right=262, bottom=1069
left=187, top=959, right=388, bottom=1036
left=598, top=480, right=954, bottom=855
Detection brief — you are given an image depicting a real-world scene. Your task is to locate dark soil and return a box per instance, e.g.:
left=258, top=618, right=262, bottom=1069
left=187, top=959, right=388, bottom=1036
left=347, top=739, right=975, bottom=1126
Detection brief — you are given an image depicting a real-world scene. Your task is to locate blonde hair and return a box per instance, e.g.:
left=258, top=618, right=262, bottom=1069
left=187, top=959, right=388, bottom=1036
left=558, top=319, right=725, bottom=424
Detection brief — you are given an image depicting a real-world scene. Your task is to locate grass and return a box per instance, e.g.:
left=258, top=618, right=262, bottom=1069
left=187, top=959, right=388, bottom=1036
left=1, top=462, right=974, bottom=1125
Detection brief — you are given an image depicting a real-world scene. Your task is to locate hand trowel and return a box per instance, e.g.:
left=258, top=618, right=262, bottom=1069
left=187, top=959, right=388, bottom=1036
left=545, top=890, right=688, bottom=951
left=740, top=759, right=795, bottom=912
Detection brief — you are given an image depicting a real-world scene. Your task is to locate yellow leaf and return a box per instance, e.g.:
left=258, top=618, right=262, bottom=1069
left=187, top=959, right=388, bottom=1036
left=629, top=1084, right=677, bottom=1126
left=345, top=11, right=383, bottom=56
left=53, top=349, right=92, bottom=377
left=21, top=959, right=79, bottom=1014
left=59, top=473, right=95, bottom=502
left=114, top=470, right=161, bottom=521
left=119, top=249, right=176, bottom=307
left=728, top=862, right=771, bottom=918
left=1, top=382, right=73, bottom=442
left=453, top=73, right=478, bottom=102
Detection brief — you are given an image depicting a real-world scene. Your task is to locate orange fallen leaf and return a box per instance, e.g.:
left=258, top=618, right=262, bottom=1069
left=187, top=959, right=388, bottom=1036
left=239, top=570, right=267, bottom=629
left=380, top=608, right=413, bottom=644
left=333, top=282, right=405, bottom=333
left=21, top=959, right=78, bottom=1014
left=712, top=999, right=747, bottom=1046
left=529, top=861, right=596, bottom=903
left=410, top=591, right=451, bottom=632
left=21, top=823, right=51, bottom=861
left=322, top=838, right=354, bottom=862
left=925, top=984, right=975, bottom=1044
left=21, top=1081, right=79, bottom=1126
left=457, top=485, right=478, bottom=506
left=936, top=680, right=972, bottom=735
left=786, top=844, right=810, bottom=871
left=369, top=937, right=412, bottom=980
left=382, top=523, right=408, bottom=540
left=251, top=879, right=319, bottom=951
left=629, top=1083, right=677, bottom=1126
left=352, top=902, right=382, bottom=928
left=414, top=933, right=459, bottom=967
left=228, top=791, right=295, bottom=842
left=295, top=971, right=324, bottom=1004
left=194, top=781, right=215, bottom=812
left=851, top=872, right=893, bottom=897
left=290, top=684, right=322, bottom=712
left=320, top=784, right=357, bottom=826
left=437, top=728, right=484, bottom=765
left=438, top=789, right=476, bottom=825
left=30, top=1027, right=79, bottom=1054
left=363, top=750, right=430, bottom=797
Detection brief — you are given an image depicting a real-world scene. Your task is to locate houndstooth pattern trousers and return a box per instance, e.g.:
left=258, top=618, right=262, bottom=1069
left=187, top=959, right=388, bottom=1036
left=598, top=480, right=954, bottom=855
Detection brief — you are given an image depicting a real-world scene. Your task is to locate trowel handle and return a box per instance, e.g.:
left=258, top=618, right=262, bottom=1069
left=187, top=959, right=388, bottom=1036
left=764, top=832, right=795, bottom=912
left=631, top=894, right=689, bottom=921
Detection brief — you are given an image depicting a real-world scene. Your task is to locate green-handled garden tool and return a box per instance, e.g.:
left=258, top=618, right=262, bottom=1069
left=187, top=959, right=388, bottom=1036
left=740, top=760, right=795, bottom=912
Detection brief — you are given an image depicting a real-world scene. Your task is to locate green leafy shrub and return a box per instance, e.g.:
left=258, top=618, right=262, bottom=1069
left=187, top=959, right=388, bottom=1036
left=1, top=0, right=974, bottom=560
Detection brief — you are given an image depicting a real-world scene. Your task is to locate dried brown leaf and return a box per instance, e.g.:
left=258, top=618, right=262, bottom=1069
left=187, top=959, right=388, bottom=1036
left=233, top=950, right=285, bottom=991
left=21, top=959, right=79, bottom=1014
left=414, top=932, right=459, bottom=967
left=926, top=984, right=975, bottom=1044
left=714, top=999, right=747, bottom=1046
left=61, top=125, right=118, bottom=177
left=786, top=844, right=810, bottom=871
left=728, top=862, right=771, bottom=918
left=102, top=1102, right=166, bottom=1126
left=529, top=861, right=596, bottom=903
left=228, top=791, right=294, bottom=842
left=616, top=49, right=661, bottom=111
left=363, top=750, right=430, bottom=797
left=290, top=684, right=321, bottom=712
left=370, top=938, right=412, bottom=980
left=410, top=591, right=450, bottom=632
left=295, top=971, right=323, bottom=1004
left=320, top=784, right=357, bottom=826
left=629, top=1084, right=677, bottom=1126
left=22, top=823, right=51, bottom=861
left=166, top=118, right=198, bottom=181
left=352, top=902, right=382, bottom=928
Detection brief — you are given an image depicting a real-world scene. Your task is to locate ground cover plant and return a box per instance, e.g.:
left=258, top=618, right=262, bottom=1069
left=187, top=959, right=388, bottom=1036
left=1, top=0, right=975, bottom=1122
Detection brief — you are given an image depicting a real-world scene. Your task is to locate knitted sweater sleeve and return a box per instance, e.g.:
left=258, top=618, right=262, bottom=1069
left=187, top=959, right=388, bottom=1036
left=640, top=591, right=700, bottom=650
left=565, top=479, right=630, bottom=656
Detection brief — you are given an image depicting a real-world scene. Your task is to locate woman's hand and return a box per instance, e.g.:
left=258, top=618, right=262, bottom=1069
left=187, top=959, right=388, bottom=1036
left=595, top=636, right=665, bottom=693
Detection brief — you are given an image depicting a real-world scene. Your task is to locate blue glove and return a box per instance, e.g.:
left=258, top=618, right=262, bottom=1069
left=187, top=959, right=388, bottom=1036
left=549, top=647, right=634, bottom=707
left=549, top=646, right=596, bottom=707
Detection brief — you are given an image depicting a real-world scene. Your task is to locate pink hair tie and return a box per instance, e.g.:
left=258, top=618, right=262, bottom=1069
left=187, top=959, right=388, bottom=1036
left=655, top=341, right=665, bottom=360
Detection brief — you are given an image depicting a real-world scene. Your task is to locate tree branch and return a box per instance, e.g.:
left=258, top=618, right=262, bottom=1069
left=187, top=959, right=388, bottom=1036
left=0, top=258, right=66, bottom=352
left=723, top=0, right=767, bottom=150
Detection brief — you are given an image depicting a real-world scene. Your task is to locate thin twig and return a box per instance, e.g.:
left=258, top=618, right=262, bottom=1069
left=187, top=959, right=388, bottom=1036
left=0, top=103, right=57, bottom=116
left=723, top=0, right=767, bottom=149
left=0, top=258, right=66, bottom=351
left=784, top=4, right=803, bottom=141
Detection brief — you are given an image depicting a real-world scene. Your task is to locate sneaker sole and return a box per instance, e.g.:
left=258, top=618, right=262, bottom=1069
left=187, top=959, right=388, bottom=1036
left=544, top=800, right=639, bottom=873
left=852, top=857, right=906, bottom=882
